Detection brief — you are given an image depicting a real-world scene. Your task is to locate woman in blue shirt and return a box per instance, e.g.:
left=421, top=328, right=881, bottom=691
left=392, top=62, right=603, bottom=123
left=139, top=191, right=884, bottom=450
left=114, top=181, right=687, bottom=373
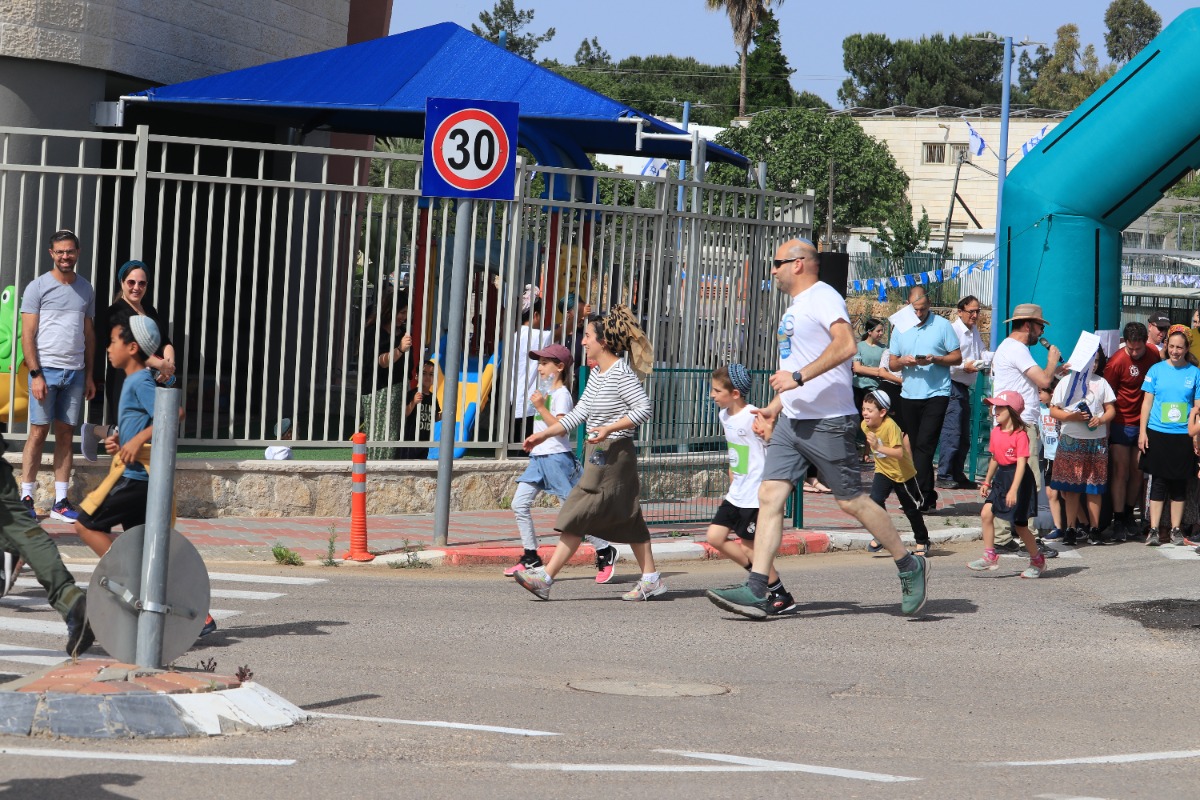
left=1139, top=326, right=1200, bottom=545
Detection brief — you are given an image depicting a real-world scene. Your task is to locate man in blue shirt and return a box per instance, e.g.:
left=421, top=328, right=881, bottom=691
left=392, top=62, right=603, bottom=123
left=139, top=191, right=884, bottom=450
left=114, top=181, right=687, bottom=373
left=888, top=287, right=962, bottom=511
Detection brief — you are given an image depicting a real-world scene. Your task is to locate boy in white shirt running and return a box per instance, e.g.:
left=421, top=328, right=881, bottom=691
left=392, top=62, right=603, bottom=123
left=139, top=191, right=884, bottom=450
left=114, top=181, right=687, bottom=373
left=705, top=364, right=795, bottom=613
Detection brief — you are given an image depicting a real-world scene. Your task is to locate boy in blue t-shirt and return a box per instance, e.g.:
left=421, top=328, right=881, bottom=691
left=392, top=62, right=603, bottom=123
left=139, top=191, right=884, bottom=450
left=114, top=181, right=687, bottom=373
left=74, top=316, right=159, bottom=557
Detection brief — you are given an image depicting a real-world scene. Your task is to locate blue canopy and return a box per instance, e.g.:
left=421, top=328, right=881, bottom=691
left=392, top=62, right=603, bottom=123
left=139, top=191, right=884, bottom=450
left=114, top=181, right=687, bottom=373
left=128, top=22, right=749, bottom=171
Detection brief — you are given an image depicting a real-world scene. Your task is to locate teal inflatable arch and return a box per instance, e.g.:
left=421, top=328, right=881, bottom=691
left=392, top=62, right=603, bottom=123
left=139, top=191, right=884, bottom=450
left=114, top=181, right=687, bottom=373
left=999, top=9, right=1200, bottom=350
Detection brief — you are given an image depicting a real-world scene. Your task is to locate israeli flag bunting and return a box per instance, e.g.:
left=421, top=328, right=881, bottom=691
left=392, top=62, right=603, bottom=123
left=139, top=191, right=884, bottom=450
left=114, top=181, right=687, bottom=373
left=640, top=158, right=670, bottom=177
left=966, top=121, right=987, bottom=157
left=848, top=258, right=995, bottom=297
left=1021, top=125, right=1050, bottom=156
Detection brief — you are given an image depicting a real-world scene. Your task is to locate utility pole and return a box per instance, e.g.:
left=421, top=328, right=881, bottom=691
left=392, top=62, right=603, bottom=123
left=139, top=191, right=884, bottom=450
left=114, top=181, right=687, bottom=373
left=826, top=157, right=835, bottom=248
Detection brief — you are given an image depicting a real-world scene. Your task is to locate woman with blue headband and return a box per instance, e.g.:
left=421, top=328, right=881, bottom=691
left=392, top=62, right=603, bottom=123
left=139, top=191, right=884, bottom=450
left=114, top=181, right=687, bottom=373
left=95, top=260, right=176, bottom=424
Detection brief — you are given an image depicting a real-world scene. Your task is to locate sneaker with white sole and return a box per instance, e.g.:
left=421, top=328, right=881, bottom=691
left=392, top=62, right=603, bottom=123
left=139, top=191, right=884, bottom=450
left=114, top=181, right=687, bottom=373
left=1021, top=554, right=1047, bottom=579
left=514, top=568, right=552, bottom=600
left=50, top=499, right=79, bottom=522
left=967, top=552, right=1000, bottom=571
left=0, top=551, right=22, bottom=598
left=504, top=550, right=543, bottom=577
left=621, top=577, right=666, bottom=601
left=594, top=545, right=619, bottom=584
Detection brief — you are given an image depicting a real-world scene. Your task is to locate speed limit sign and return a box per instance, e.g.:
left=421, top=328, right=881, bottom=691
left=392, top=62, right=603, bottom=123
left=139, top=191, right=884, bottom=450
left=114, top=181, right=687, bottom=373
left=422, top=97, right=519, bottom=200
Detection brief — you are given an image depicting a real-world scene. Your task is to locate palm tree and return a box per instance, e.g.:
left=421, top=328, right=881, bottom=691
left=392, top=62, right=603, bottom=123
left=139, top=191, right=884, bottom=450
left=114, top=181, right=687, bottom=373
left=707, top=0, right=784, bottom=117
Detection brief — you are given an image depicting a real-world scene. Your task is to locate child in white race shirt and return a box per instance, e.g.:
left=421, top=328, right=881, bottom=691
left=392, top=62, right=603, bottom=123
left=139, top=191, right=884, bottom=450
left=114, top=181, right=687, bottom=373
left=504, top=343, right=619, bottom=583
left=704, top=364, right=794, bottom=614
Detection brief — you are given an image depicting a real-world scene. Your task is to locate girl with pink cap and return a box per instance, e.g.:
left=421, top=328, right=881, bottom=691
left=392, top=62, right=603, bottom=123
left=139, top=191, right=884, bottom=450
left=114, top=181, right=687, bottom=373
left=969, top=390, right=1047, bottom=578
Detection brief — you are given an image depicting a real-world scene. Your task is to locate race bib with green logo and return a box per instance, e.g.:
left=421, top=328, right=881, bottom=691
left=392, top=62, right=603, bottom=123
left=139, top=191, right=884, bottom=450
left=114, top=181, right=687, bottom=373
left=728, top=442, right=750, bottom=475
left=1161, top=401, right=1188, bottom=425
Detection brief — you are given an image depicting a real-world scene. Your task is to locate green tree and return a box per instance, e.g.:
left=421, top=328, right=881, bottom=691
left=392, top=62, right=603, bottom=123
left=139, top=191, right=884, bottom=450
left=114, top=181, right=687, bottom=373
left=743, top=8, right=795, bottom=113
left=1029, top=24, right=1115, bottom=110
left=707, top=107, right=910, bottom=233
left=1012, top=44, right=1052, bottom=105
left=873, top=203, right=932, bottom=259
left=795, top=90, right=832, bottom=109
left=574, top=36, right=611, bottom=68
left=839, top=32, right=1004, bottom=108
left=706, top=0, right=785, bottom=117
left=1104, top=0, right=1162, bottom=63
left=550, top=54, right=739, bottom=127
left=472, top=0, right=555, bottom=60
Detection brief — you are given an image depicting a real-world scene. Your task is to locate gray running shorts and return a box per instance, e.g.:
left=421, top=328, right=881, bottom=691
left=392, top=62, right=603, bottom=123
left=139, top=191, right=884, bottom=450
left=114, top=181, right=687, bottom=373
left=762, top=414, right=863, bottom=501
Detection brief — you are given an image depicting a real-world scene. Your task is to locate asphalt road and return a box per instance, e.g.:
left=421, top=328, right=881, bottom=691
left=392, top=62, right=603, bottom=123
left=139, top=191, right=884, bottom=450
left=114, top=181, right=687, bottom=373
left=6, top=539, right=1200, bottom=799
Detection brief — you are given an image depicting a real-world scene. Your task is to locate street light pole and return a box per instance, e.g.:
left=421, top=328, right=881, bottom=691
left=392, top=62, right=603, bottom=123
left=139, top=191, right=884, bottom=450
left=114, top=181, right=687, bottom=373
left=991, top=35, right=1014, bottom=351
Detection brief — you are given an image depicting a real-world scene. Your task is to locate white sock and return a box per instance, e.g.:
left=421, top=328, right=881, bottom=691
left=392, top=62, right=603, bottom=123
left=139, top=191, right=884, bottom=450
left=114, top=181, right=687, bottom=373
left=20, top=483, right=34, bottom=500
left=54, top=482, right=68, bottom=503
left=642, top=572, right=659, bottom=583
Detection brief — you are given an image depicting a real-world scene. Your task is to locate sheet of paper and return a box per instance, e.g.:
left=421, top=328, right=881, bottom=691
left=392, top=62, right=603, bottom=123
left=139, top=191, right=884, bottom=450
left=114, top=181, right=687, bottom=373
left=1066, top=331, right=1102, bottom=372
left=1097, top=329, right=1120, bottom=357
left=888, top=304, right=920, bottom=335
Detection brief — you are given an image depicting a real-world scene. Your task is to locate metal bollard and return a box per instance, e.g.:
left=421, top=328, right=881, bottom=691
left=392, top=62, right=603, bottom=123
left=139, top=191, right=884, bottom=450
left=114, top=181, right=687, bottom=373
left=343, top=432, right=375, bottom=561
left=134, top=386, right=180, bottom=668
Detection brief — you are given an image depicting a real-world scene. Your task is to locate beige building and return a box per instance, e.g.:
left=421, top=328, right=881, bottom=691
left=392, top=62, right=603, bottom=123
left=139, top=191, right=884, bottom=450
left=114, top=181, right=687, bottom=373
left=844, top=106, right=1066, bottom=258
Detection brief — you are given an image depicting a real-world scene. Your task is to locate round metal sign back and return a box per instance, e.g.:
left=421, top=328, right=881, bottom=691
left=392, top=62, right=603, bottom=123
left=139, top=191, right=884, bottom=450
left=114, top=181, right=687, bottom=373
left=87, top=526, right=211, bottom=665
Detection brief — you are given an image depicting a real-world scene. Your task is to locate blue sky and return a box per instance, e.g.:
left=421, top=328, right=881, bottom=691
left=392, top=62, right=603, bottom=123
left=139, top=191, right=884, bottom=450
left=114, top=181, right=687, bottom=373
left=390, top=1, right=1198, bottom=107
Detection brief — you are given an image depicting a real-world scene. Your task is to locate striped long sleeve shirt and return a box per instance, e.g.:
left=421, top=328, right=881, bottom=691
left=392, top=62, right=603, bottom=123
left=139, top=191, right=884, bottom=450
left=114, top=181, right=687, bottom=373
left=559, top=360, right=652, bottom=440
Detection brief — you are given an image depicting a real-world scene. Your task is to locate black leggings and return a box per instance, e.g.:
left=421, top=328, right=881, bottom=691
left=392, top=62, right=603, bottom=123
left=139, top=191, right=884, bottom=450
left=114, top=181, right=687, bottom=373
left=1149, top=475, right=1187, bottom=503
left=869, top=472, right=929, bottom=543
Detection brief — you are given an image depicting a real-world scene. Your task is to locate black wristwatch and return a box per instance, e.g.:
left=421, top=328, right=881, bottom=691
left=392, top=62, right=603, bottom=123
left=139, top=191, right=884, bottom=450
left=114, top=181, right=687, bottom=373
left=28, top=369, right=41, bottom=379
left=791, top=370, right=804, bottom=387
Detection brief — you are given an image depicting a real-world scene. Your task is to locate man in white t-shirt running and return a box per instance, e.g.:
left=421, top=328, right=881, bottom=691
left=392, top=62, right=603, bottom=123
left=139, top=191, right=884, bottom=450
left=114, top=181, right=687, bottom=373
left=706, top=238, right=929, bottom=619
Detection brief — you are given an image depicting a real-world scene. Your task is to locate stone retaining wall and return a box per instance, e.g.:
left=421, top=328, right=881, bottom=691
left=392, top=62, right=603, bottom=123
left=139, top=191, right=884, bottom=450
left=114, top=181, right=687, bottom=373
left=10, top=454, right=729, bottom=519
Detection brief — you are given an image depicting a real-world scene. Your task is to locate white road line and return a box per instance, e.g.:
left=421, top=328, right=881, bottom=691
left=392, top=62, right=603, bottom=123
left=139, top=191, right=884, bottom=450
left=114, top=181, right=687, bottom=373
left=1035, top=793, right=1112, bottom=800
left=63, top=564, right=328, bottom=585
left=311, top=711, right=559, bottom=737
left=0, top=746, right=293, bottom=766
left=516, top=750, right=917, bottom=782
left=0, top=643, right=105, bottom=666
left=1155, top=546, right=1200, bottom=560
left=999, top=749, right=1200, bottom=766
left=12, top=579, right=283, bottom=600
left=0, top=610, right=240, bottom=637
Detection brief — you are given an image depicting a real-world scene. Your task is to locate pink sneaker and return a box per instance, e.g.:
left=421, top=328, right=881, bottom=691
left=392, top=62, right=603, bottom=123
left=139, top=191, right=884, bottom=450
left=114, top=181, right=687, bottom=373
left=504, top=552, right=543, bottom=577
left=594, top=545, right=619, bottom=584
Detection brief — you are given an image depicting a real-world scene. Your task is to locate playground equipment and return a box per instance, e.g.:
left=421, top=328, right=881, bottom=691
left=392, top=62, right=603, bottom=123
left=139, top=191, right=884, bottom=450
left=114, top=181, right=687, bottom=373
left=427, top=350, right=500, bottom=459
left=999, top=9, right=1200, bottom=348
left=0, top=287, right=27, bottom=424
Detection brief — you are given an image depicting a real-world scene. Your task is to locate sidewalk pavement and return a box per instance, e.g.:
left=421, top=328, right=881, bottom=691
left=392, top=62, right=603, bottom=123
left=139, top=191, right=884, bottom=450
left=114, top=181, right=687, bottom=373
left=43, top=481, right=987, bottom=568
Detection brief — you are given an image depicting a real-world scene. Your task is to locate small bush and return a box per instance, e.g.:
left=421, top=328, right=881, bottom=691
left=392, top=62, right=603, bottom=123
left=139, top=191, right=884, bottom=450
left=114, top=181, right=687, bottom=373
left=272, top=543, right=304, bottom=566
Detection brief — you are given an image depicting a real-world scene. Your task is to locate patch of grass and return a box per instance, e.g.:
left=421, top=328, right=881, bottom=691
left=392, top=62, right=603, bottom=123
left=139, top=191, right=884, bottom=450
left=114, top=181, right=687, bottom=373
left=272, top=543, right=304, bottom=567
left=498, top=495, right=512, bottom=510
left=321, top=524, right=339, bottom=567
left=388, top=538, right=432, bottom=569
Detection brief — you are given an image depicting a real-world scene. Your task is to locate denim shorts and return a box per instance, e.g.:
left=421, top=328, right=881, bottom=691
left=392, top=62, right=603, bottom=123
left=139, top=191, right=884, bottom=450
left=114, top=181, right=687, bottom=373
left=1109, top=423, right=1139, bottom=447
left=515, top=451, right=581, bottom=500
left=28, top=367, right=84, bottom=427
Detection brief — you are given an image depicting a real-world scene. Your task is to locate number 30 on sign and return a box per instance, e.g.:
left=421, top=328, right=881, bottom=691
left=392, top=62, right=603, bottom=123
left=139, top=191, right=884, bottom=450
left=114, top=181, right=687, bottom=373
left=422, top=97, right=519, bottom=201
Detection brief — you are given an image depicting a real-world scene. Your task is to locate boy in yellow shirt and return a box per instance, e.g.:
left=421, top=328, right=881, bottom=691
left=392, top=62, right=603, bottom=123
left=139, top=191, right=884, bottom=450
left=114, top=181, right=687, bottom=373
left=861, top=389, right=931, bottom=556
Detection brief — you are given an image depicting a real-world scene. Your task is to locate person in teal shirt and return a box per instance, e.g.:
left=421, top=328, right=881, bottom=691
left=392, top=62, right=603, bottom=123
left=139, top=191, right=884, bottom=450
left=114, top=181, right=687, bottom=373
left=887, top=287, right=962, bottom=510
left=1139, top=326, right=1200, bottom=544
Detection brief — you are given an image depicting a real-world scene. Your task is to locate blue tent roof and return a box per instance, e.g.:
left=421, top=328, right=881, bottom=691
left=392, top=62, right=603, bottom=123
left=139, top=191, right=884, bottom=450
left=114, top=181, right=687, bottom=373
left=129, top=22, right=748, bottom=170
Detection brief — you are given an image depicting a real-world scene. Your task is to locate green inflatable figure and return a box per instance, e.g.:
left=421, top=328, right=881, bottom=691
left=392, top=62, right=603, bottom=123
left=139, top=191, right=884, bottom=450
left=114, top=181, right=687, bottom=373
left=0, top=286, right=28, bottom=423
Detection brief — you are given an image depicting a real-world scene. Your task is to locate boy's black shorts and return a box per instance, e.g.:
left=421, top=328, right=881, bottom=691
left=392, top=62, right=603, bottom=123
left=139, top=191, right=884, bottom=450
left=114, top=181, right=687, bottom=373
left=76, top=477, right=148, bottom=534
left=711, top=499, right=759, bottom=540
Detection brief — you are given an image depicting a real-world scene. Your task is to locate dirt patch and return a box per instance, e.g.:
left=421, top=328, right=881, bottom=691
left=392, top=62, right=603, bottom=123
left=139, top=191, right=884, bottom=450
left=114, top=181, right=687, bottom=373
left=1102, top=598, right=1200, bottom=632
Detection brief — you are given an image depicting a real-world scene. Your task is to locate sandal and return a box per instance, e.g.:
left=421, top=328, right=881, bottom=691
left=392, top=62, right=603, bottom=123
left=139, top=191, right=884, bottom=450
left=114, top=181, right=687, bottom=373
left=912, top=542, right=931, bottom=557
left=867, top=539, right=884, bottom=553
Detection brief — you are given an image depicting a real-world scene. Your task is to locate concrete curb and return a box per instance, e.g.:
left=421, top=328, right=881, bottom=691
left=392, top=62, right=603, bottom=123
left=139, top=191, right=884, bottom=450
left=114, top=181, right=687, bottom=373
left=371, top=528, right=984, bottom=568
left=0, top=661, right=309, bottom=739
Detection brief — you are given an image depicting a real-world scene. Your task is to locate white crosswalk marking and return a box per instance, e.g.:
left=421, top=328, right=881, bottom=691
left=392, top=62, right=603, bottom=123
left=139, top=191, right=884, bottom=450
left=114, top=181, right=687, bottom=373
left=0, top=566, right=318, bottom=672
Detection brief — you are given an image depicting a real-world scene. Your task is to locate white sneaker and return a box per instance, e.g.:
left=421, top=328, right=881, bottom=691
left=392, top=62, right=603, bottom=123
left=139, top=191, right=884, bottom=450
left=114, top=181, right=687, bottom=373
left=621, top=577, right=666, bottom=601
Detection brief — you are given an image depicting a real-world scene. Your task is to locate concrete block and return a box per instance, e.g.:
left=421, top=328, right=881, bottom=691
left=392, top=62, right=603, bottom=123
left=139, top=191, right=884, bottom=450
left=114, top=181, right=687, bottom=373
left=218, top=685, right=298, bottom=730
left=0, top=693, right=40, bottom=736
left=240, top=682, right=309, bottom=724
left=0, top=22, right=39, bottom=59
left=37, top=0, right=86, bottom=30
left=39, top=694, right=129, bottom=738
left=168, top=692, right=258, bottom=735
left=0, top=0, right=37, bottom=25
left=109, top=693, right=192, bottom=738
left=35, top=27, right=81, bottom=62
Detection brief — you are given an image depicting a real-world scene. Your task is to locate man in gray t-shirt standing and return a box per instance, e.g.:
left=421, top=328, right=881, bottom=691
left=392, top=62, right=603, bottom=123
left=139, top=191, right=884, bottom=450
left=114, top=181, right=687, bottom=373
left=19, top=230, right=96, bottom=522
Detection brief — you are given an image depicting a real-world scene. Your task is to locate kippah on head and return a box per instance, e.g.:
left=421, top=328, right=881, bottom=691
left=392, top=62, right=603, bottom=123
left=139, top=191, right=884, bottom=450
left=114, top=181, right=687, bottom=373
left=727, top=363, right=751, bottom=396
left=128, top=315, right=160, bottom=358
left=796, top=237, right=814, bottom=248
left=868, top=389, right=892, bottom=410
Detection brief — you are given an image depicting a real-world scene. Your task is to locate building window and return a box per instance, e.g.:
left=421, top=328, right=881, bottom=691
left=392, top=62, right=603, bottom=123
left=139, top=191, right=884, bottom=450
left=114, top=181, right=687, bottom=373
left=923, top=143, right=946, bottom=164
left=948, top=143, right=971, bottom=164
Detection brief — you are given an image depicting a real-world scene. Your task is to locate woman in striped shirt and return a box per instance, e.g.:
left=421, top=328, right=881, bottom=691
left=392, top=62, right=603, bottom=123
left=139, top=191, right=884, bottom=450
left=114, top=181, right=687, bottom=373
left=513, top=305, right=666, bottom=601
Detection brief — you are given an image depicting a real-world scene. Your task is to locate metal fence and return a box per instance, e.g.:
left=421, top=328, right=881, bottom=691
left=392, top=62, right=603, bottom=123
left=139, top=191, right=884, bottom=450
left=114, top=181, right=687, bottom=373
left=847, top=253, right=995, bottom=309
left=0, top=124, right=814, bottom=456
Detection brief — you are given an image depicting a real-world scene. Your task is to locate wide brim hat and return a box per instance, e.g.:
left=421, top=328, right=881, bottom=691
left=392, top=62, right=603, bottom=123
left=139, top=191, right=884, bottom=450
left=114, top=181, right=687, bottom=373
left=1003, top=303, right=1049, bottom=326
